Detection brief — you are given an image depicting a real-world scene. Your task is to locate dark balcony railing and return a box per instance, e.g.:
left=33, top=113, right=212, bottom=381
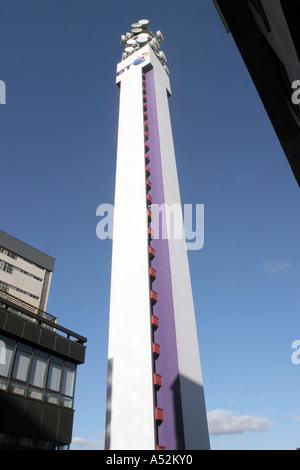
left=0, top=291, right=87, bottom=345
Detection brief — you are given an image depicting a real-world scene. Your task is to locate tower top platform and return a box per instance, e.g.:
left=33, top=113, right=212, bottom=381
left=119, top=19, right=169, bottom=76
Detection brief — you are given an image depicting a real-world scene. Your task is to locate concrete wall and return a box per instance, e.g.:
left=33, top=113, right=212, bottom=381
left=106, top=45, right=155, bottom=450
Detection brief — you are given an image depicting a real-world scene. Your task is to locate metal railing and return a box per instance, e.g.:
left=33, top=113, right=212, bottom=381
left=0, top=291, right=86, bottom=345
left=0, top=290, right=57, bottom=322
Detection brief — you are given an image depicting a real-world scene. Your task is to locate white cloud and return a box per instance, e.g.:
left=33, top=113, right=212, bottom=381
left=207, top=409, right=275, bottom=436
left=71, top=437, right=104, bottom=449
left=263, top=259, right=290, bottom=273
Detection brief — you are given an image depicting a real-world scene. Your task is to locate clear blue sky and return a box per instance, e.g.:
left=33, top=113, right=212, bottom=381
left=1, top=0, right=300, bottom=451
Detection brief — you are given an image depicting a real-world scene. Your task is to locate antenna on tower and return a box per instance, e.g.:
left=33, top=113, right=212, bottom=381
left=149, top=37, right=160, bottom=52
left=158, top=51, right=167, bottom=64
left=156, top=30, right=164, bottom=42
left=119, top=20, right=169, bottom=75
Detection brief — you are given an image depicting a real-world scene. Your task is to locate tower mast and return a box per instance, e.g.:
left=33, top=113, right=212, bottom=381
left=105, top=20, right=210, bottom=451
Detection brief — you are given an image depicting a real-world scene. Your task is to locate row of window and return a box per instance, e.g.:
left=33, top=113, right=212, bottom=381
left=0, top=433, right=68, bottom=450
left=0, top=246, right=45, bottom=273
left=0, top=280, right=40, bottom=301
left=0, top=247, right=17, bottom=260
left=0, top=335, right=76, bottom=409
left=0, top=258, right=43, bottom=281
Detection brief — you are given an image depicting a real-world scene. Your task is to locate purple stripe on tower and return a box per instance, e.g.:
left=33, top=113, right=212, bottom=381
left=145, top=67, right=185, bottom=450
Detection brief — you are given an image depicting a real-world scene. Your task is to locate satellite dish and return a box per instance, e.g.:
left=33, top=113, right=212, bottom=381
left=126, top=32, right=133, bottom=40
left=122, top=52, right=128, bottom=60
left=127, top=38, right=137, bottom=45
left=131, top=27, right=143, bottom=33
left=136, top=37, right=148, bottom=44
left=120, top=35, right=126, bottom=46
left=156, top=30, right=164, bottom=42
left=138, top=19, right=149, bottom=28
left=131, top=22, right=141, bottom=28
left=137, top=33, right=149, bottom=44
left=125, top=46, right=134, bottom=53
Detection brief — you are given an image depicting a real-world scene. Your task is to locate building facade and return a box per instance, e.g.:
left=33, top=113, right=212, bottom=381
left=213, top=0, right=300, bottom=187
left=0, top=231, right=86, bottom=450
left=105, top=20, right=210, bottom=451
left=0, top=230, right=54, bottom=312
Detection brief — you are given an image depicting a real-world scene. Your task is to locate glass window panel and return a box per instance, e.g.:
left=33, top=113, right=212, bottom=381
left=47, top=363, right=62, bottom=391
left=0, top=377, right=8, bottom=391
left=61, top=395, right=73, bottom=408
left=29, top=356, right=48, bottom=388
left=0, top=433, right=17, bottom=446
left=18, top=437, right=35, bottom=448
left=27, top=386, right=43, bottom=400
left=0, top=342, right=14, bottom=377
left=61, top=367, right=75, bottom=397
left=37, top=440, right=54, bottom=450
left=12, top=350, right=31, bottom=382
left=0, top=340, right=5, bottom=364
left=9, top=380, right=27, bottom=396
left=56, top=444, right=69, bottom=450
left=45, top=391, right=59, bottom=405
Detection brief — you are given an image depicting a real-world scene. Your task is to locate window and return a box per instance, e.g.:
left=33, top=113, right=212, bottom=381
left=0, top=260, right=14, bottom=274
left=0, top=281, right=9, bottom=293
left=3, top=262, right=13, bottom=274
left=0, top=341, right=14, bottom=391
left=29, top=355, right=47, bottom=388
left=27, top=355, right=48, bottom=400
left=61, top=366, right=75, bottom=397
left=45, top=362, right=62, bottom=405
left=0, top=343, right=14, bottom=377
left=0, top=247, right=17, bottom=260
left=0, top=338, right=77, bottom=408
left=61, top=365, right=75, bottom=408
left=0, top=282, right=40, bottom=301
left=9, top=349, right=31, bottom=396
left=0, top=256, right=43, bottom=281
left=47, top=362, right=62, bottom=391
left=12, top=350, right=31, bottom=382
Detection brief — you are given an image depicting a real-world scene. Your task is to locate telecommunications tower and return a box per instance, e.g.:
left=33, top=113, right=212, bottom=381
left=105, top=19, right=210, bottom=451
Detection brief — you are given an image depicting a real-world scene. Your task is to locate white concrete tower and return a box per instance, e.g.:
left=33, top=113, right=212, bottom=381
left=105, top=20, right=210, bottom=451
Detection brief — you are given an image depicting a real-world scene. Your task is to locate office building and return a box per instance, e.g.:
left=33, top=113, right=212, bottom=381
left=0, top=230, right=86, bottom=450
left=0, top=230, right=54, bottom=311
left=105, top=20, right=210, bottom=450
